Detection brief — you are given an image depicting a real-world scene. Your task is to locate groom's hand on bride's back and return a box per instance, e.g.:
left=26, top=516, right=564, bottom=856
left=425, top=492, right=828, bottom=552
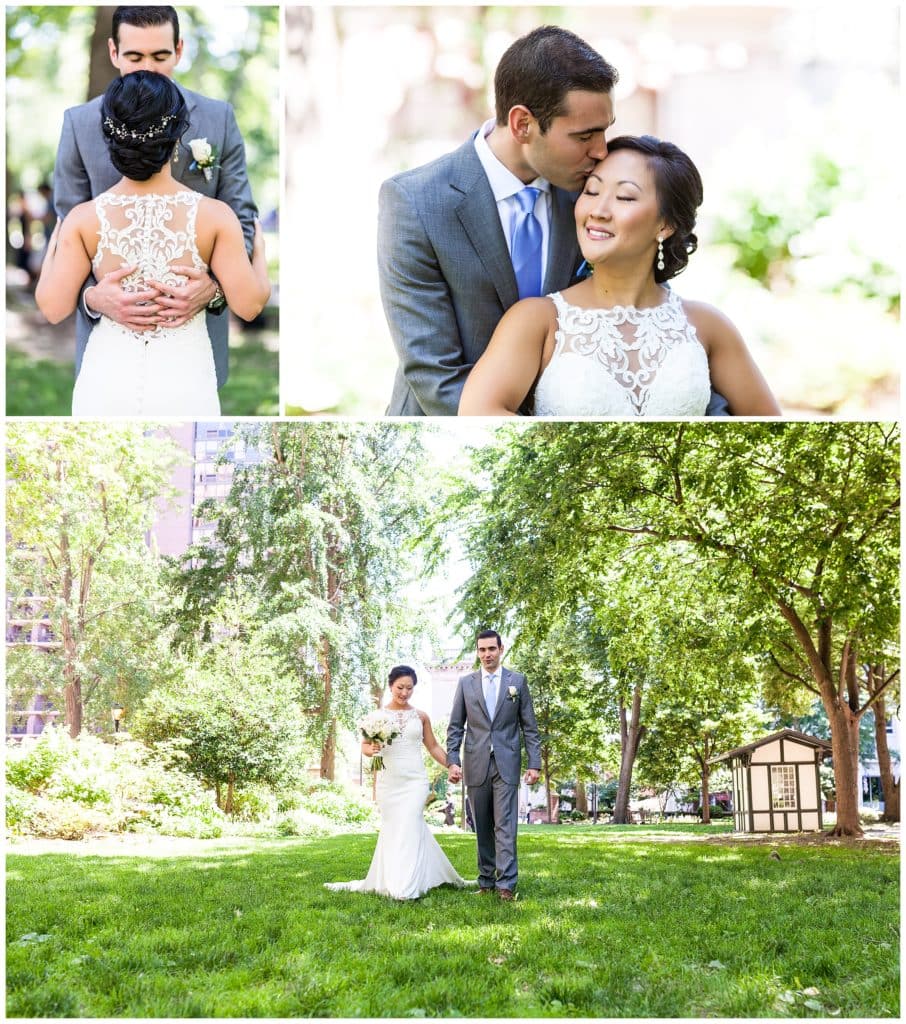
left=85, top=264, right=163, bottom=332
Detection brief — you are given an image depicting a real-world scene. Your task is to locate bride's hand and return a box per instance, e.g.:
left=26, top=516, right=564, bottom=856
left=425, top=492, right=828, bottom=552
left=85, top=264, right=162, bottom=332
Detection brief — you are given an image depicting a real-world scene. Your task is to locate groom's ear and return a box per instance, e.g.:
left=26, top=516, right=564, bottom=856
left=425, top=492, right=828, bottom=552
left=507, top=105, right=534, bottom=144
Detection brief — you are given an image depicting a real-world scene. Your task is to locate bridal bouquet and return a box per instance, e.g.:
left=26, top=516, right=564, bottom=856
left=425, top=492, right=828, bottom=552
left=359, top=710, right=401, bottom=771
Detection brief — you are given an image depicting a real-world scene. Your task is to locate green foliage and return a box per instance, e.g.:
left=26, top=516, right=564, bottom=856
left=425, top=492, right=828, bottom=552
left=163, top=423, right=435, bottom=775
left=296, top=781, right=376, bottom=826
left=714, top=152, right=899, bottom=314
left=133, top=641, right=308, bottom=804
left=448, top=421, right=899, bottom=831
left=6, top=422, right=185, bottom=736
left=5, top=729, right=69, bottom=792
left=5, top=731, right=222, bottom=839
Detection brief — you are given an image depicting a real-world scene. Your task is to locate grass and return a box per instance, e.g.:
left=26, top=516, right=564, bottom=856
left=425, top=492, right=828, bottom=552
left=6, top=826, right=899, bottom=1018
left=5, top=326, right=277, bottom=417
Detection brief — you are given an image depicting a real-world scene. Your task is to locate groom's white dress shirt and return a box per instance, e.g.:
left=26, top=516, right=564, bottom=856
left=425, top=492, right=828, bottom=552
left=474, top=118, right=551, bottom=281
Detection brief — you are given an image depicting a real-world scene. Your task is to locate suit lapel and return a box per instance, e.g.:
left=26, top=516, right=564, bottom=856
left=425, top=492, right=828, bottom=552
left=172, top=84, right=199, bottom=186
left=451, top=142, right=519, bottom=310
left=544, top=186, right=581, bottom=293
left=469, top=671, right=495, bottom=725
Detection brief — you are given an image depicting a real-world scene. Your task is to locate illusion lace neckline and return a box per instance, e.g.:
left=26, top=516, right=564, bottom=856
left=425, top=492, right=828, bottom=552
left=535, top=287, right=710, bottom=417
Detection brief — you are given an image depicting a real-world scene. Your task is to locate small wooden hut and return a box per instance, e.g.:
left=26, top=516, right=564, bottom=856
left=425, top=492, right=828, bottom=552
left=709, top=729, right=832, bottom=833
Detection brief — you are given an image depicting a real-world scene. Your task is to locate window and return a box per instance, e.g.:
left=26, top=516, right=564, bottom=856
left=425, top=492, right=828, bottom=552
left=771, top=765, right=797, bottom=809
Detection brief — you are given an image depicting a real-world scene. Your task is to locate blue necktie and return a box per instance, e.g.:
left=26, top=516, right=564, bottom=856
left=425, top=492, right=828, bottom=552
left=484, top=673, right=497, bottom=719
left=511, top=187, right=542, bottom=299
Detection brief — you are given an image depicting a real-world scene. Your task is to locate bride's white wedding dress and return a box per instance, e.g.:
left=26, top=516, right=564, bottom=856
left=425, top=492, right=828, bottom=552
left=533, top=289, right=710, bottom=416
left=71, top=191, right=219, bottom=416
left=325, top=709, right=466, bottom=900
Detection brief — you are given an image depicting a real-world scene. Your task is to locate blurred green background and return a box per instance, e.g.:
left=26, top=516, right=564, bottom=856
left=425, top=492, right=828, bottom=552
left=6, top=4, right=279, bottom=415
left=284, top=4, right=899, bottom=417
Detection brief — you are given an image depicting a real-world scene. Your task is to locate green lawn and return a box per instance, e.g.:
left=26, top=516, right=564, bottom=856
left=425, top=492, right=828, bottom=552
left=6, top=827, right=899, bottom=1017
left=5, top=328, right=277, bottom=417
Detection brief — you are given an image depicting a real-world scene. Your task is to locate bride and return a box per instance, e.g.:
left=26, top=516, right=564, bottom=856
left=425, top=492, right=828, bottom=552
left=325, top=666, right=467, bottom=900
left=35, top=70, right=270, bottom=416
left=459, top=134, right=780, bottom=417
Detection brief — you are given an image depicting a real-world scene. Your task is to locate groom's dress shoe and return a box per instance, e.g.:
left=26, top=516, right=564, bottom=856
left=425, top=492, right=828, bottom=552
left=496, top=888, right=515, bottom=902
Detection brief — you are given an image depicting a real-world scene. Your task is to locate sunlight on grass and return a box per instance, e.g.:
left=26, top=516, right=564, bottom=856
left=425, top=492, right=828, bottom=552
left=6, top=830, right=898, bottom=1018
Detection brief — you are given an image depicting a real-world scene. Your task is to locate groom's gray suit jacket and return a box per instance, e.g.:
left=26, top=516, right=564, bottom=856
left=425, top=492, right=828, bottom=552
left=378, top=137, right=585, bottom=416
left=446, top=667, right=542, bottom=787
left=53, top=83, right=257, bottom=389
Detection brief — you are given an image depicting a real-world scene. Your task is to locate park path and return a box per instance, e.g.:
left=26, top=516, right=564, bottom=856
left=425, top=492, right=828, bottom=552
left=7, top=822, right=899, bottom=858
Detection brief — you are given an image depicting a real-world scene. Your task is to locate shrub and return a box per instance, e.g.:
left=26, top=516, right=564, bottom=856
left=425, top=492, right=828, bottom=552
left=275, top=809, right=335, bottom=838
left=24, top=796, right=106, bottom=840
left=5, top=729, right=69, bottom=792
left=300, top=780, right=376, bottom=825
left=230, top=787, right=277, bottom=823
left=5, top=787, right=39, bottom=832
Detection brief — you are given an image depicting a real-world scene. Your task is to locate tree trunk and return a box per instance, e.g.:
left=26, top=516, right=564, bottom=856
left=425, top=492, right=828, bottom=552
left=700, top=765, right=711, bottom=825
left=575, top=781, right=588, bottom=816
left=320, top=716, right=336, bottom=780
left=225, top=774, right=235, bottom=815
left=613, top=684, right=646, bottom=824
left=871, top=691, right=899, bottom=822
left=543, top=749, right=553, bottom=823
left=87, top=7, right=117, bottom=100
left=824, top=699, right=863, bottom=836
left=777, top=607, right=864, bottom=837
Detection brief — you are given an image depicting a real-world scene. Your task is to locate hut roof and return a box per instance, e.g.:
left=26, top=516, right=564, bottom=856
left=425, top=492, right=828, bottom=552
left=708, top=728, right=833, bottom=765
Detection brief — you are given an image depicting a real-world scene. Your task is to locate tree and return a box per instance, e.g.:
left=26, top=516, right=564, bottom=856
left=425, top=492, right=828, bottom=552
left=450, top=422, right=899, bottom=837
left=6, top=423, right=183, bottom=737
left=133, top=637, right=307, bottom=813
left=165, top=423, right=431, bottom=780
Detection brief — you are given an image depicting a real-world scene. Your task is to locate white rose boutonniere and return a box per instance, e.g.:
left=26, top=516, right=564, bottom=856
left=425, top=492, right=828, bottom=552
left=187, top=137, right=220, bottom=182
left=507, top=685, right=519, bottom=703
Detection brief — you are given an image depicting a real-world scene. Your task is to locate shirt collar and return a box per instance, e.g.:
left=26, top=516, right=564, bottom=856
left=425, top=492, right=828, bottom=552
left=474, top=118, right=550, bottom=203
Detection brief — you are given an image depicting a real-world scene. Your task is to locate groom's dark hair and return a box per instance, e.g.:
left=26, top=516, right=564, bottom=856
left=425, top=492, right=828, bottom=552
left=112, top=6, right=180, bottom=49
left=494, top=26, right=618, bottom=133
left=476, top=629, right=503, bottom=647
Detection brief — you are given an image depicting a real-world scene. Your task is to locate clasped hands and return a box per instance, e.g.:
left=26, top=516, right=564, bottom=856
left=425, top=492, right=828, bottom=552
left=85, top=263, right=217, bottom=331
left=447, top=764, right=539, bottom=786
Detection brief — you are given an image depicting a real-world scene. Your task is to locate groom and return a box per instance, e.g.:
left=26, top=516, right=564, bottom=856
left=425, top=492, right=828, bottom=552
left=447, top=630, right=541, bottom=900
left=379, top=26, right=615, bottom=416
left=52, top=4, right=257, bottom=389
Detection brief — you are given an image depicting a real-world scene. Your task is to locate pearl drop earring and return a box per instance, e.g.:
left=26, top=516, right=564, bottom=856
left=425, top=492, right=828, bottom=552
left=656, top=237, right=665, bottom=272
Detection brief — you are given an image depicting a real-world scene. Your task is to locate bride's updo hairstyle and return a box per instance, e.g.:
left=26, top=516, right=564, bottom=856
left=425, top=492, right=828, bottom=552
left=388, top=665, right=417, bottom=687
left=101, top=71, right=189, bottom=182
left=606, top=135, right=704, bottom=284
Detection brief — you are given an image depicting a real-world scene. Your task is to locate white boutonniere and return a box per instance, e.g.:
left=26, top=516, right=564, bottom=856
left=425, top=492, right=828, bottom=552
left=507, top=686, right=519, bottom=703
left=187, top=137, right=220, bottom=182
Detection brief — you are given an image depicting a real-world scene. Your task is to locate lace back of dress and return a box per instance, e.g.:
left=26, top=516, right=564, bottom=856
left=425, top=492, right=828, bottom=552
left=93, top=191, right=205, bottom=293
left=550, top=289, right=696, bottom=416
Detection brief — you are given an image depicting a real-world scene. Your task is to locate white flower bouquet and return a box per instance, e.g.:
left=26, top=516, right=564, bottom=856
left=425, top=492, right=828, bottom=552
left=359, top=709, right=401, bottom=771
